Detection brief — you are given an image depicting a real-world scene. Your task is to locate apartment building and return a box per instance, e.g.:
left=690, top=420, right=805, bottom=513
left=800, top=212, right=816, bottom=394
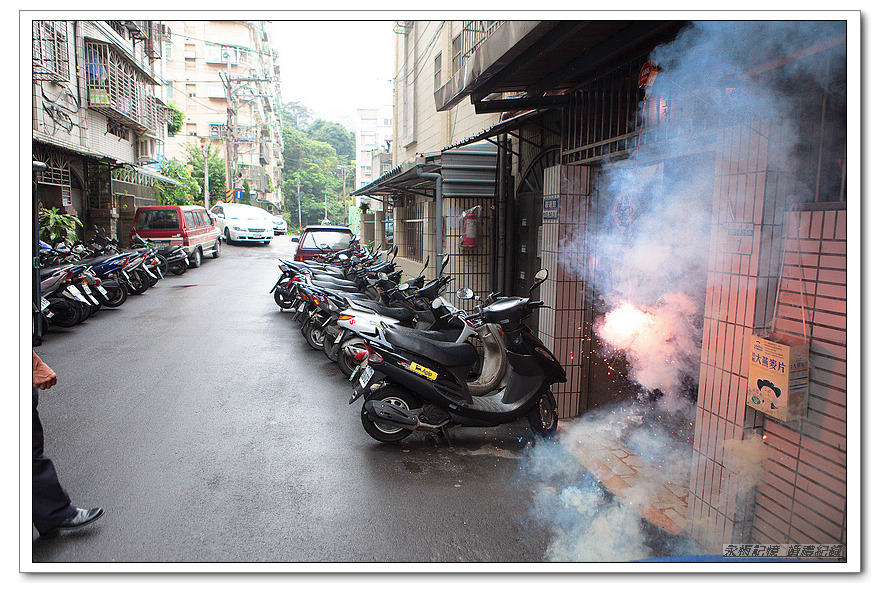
left=163, top=20, right=284, bottom=213
left=353, top=21, right=504, bottom=295
left=32, top=19, right=171, bottom=243
left=356, top=18, right=852, bottom=555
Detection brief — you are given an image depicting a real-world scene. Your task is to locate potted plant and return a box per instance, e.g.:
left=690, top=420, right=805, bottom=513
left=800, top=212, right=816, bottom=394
left=39, top=206, right=82, bottom=245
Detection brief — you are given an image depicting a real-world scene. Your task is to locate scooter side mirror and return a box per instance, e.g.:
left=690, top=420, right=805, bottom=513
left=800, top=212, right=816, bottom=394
left=378, top=272, right=388, bottom=281
left=397, top=283, right=410, bottom=291
left=529, top=269, right=549, bottom=294
left=456, top=287, right=475, bottom=300
left=437, top=253, right=450, bottom=278
left=431, top=297, right=443, bottom=309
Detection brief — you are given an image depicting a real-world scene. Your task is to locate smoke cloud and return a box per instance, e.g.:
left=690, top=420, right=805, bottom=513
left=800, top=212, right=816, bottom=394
left=529, top=20, right=845, bottom=561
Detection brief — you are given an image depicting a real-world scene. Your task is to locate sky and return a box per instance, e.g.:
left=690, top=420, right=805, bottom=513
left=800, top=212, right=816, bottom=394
left=268, top=19, right=395, bottom=131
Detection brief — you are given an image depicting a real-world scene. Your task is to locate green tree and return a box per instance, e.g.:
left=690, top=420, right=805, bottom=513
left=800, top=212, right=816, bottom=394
left=157, top=159, right=201, bottom=205
left=306, top=119, right=355, bottom=161
left=283, top=101, right=313, bottom=130
left=185, top=143, right=227, bottom=205
left=167, top=102, right=184, bottom=137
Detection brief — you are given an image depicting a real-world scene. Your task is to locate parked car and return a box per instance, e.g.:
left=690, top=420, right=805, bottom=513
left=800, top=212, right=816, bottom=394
left=293, top=225, right=357, bottom=262
left=210, top=203, right=274, bottom=245
left=130, top=205, right=221, bottom=268
left=272, top=215, right=288, bottom=235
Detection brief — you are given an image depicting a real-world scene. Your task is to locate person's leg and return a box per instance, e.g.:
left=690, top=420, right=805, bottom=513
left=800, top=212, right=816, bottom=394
left=32, top=388, right=75, bottom=536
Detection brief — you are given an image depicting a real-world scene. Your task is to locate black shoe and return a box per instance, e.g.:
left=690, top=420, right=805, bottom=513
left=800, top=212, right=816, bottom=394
left=43, top=507, right=104, bottom=537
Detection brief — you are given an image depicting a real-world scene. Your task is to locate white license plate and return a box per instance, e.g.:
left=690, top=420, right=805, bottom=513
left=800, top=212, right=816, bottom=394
left=64, top=287, right=89, bottom=303
left=97, top=285, right=109, bottom=296
left=358, top=365, right=374, bottom=388
left=40, top=297, right=50, bottom=311
left=81, top=284, right=92, bottom=294
left=297, top=302, right=305, bottom=313
left=334, top=331, right=344, bottom=344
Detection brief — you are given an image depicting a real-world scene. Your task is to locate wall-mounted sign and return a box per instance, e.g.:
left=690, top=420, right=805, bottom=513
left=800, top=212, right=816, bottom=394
left=746, top=334, right=810, bottom=422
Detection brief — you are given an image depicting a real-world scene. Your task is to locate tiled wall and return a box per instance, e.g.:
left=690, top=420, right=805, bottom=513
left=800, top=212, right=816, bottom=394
left=753, top=208, right=847, bottom=547
left=687, top=121, right=781, bottom=549
left=686, top=120, right=847, bottom=554
left=537, top=164, right=591, bottom=419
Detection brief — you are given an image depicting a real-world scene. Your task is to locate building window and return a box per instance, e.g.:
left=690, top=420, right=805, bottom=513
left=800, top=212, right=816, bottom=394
left=398, top=200, right=424, bottom=261
left=84, top=41, right=161, bottom=134
left=32, top=21, right=69, bottom=82
left=434, top=53, right=442, bottom=91
left=451, top=34, right=462, bottom=73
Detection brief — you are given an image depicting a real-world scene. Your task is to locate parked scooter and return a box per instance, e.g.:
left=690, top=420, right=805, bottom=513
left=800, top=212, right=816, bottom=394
left=349, top=269, right=563, bottom=443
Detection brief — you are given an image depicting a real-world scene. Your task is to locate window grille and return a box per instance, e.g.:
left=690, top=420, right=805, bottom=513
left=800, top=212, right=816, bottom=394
left=398, top=200, right=424, bottom=261
left=85, top=41, right=160, bottom=134
left=32, top=21, right=69, bottom=82
left=33, top=147, right=72, bottom=206
left=460, top=21, right=500, bottom=62
left=210, top=123, right=227, bottom=138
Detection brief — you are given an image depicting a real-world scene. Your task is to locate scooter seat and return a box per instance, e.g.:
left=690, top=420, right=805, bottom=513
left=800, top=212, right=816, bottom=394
left=383, top=325, right=478, bottom=369
left=311, top=280, right=362, bottom=294
left=348, top=299, right=414, bottom=323
left=313, top=274, right=358, bottom=288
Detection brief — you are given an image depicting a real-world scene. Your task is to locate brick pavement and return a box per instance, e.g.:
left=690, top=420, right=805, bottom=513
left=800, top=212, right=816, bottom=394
left=558, top=419, right=691, bottom=536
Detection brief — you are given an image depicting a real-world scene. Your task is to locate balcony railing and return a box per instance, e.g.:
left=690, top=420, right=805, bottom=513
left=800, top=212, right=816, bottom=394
left=85, top=41, right=162, bottom=134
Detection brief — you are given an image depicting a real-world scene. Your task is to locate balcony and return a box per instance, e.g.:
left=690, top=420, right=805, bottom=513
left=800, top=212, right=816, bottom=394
left=85, top=41, right=162, bottom=133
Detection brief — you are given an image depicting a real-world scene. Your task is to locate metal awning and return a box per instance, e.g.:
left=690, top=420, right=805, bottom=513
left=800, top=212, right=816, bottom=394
left=350, top=155, right=440, bottom=199
left=435, top=20, right=687, bottom=113
left=440, top=109, right=544, bottom=155
left=351, top=141, right=499, bottom=201
left=135, top=166, right=181, bottom=186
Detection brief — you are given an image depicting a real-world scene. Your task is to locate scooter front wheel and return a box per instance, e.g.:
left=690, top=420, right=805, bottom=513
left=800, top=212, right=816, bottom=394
left=361, top=386, right=419, bottom=443
left=528, top=389, right=558, bottom=438
left=274, top=289, right=294, bottom=309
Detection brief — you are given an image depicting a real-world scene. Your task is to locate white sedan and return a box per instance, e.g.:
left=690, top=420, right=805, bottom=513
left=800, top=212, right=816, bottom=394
left=210, top=203, right=274, bottom=245
left=272, top=215, right=288, bottom=235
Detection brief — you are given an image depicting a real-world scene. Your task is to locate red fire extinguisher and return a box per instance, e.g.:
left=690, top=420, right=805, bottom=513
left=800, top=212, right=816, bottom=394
left=461, top=205, right=481, bottom=248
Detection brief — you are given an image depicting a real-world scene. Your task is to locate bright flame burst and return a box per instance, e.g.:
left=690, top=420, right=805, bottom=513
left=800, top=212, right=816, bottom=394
left=599, top=303, right=654, bottom=349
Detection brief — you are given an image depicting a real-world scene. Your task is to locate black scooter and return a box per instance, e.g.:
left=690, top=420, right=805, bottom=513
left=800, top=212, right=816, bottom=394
left=349, top=269, right=565, bottom=443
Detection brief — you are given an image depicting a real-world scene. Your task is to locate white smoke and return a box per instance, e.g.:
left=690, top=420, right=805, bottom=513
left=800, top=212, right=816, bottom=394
left=528, top=20, right=844, bottom=561
left=524, top=404, right=701, bottom=562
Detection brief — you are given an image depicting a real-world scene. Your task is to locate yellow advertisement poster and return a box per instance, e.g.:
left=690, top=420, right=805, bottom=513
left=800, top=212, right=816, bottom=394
left=746, top=334, right=810, bottom=422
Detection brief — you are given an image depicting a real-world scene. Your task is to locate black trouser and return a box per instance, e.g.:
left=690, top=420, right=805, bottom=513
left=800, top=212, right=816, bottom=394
left=33, top=388, right=75, bottom=535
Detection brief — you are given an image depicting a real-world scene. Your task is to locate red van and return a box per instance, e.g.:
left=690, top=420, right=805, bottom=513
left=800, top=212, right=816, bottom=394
left=130, top=205, right=222, bottom=267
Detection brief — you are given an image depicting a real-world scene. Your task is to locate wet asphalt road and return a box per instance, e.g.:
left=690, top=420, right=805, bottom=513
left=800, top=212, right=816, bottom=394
left=30, top=236, right=551, bottom=565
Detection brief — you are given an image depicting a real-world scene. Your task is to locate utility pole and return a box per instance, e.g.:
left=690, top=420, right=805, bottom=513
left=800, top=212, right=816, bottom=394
left=220, top=61, right=272, bottom=203
left=200, top=137, right=209, bottom=208
left=337, top=164, right=347, bottom=225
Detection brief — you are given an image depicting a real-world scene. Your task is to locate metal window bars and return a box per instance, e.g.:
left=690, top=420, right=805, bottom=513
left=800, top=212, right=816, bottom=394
left=33, top=21, right=69, bottom=83
left=85, top=41, right=161, bottom=134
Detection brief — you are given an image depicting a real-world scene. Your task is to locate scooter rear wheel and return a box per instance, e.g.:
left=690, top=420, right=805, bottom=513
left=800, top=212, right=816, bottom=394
left=361, top=386, right=419, bottom=443
left=528, top=389, right=558, bottom=438
left=304, top=319, right=325, bottom=350
left=336, top=336, right=366, bottom=377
